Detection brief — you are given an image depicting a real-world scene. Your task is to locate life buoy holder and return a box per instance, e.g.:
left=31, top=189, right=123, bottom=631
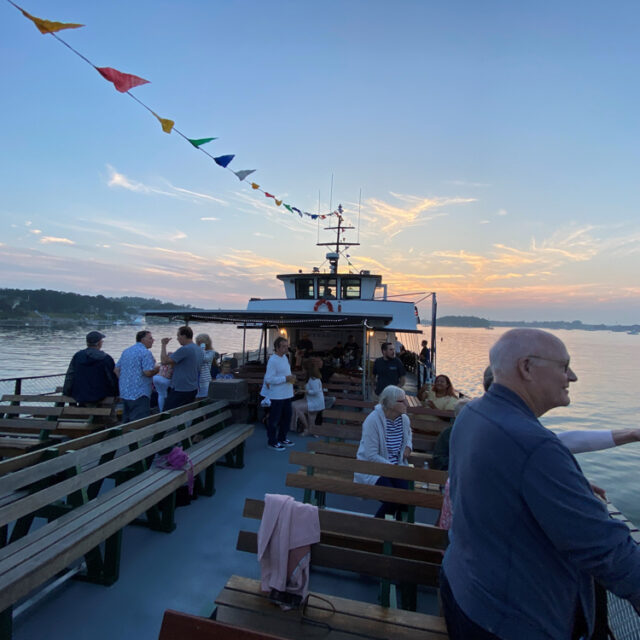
left=314, top=298, right=334, bottom=312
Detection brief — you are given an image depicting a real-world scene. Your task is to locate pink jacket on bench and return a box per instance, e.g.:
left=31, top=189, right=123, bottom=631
left=257, top=494, right=320, bottom=599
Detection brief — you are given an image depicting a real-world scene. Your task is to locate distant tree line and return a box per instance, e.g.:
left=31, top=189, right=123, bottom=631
left=0, top=289, right=192, bottom=318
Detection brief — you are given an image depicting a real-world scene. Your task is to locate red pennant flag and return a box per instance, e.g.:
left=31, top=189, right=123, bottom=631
left=265, top=192, right=275, bottom=199
left=97, top=67, right=150, bottom=93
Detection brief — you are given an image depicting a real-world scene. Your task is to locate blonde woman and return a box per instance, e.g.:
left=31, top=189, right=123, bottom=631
left=195, top=333, right=215, bottom=398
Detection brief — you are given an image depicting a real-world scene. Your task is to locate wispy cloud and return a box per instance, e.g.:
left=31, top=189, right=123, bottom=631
left=40, top=236, right=75, bottom=245
left=106, top=165, right=228, bottom=205
left=361, top=192, right=476, bottom=239
left=201, top=217, right=219, bottom=221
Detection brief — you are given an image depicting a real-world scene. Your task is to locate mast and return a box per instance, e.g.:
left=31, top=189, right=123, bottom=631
left=316, top=204, right=360, bottom=273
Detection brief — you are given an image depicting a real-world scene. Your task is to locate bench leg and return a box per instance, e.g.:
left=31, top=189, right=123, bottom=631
left=0, top=525, right=6, bottom=548
left=217, top=442, right=245, bottom=469
left=79, top=546, right=107, bottom=584
left=102, top=530, right=123, bottom=585
left=200, top=465, right=216, bottom=497
left=156, top=493, right=177, bottom=533
left=0, top=606, right=12, bottom=640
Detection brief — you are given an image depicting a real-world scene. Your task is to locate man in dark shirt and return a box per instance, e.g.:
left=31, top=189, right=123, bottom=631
left=63, top=330, right=118, bottom=405
left=372, top=342, right=406, bottom=396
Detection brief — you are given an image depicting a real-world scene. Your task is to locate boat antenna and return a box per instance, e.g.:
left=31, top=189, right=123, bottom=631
left=357, top=188, right=362, bottom=243
left=329, top=173, right=334, bottom=212
left=317, top=189, right=321, bottom=244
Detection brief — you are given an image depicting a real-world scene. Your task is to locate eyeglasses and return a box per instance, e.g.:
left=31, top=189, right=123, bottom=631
left=526, top=355, right=571, bottom=373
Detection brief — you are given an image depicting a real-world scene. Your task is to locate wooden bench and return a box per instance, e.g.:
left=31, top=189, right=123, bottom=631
left=286, top=451, right=447, bottom=522
left=0, top=394, right=117, bottom=457
left=215, top=576, right=448, bottom=639
left=0, top=399, right=205, bottom=477
left=159, top=610, right=286, bottom=639
left=218, top=497, right=448, bottom=637
left=0, top=401, right=253, bottom=638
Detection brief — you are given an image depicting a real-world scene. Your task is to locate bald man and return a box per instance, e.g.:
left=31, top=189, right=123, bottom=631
left=441, top=329, right=640, bottom=640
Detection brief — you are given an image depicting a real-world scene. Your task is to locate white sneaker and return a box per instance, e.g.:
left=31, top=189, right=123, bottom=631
left=269, top=443, right=286, bottom=451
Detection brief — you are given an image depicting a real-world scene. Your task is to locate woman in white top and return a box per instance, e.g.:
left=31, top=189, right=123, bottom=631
left=290, top=359, right=325, bottom=435
left=195, top=333, right=215, bottom=398
left=354, top=385, right=413, bottom=519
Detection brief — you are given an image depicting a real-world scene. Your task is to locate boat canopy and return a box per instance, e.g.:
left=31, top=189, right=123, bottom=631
left=144, top=309, right=393, bottom=329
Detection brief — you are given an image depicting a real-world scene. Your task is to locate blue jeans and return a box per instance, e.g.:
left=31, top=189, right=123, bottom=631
left=374, top=476, right=409, bottom=519
left=122, top=396, right=151, bottom=423
left=267, top=398, right=292, bottom=446
left=164, top=388, right=197, bottom=411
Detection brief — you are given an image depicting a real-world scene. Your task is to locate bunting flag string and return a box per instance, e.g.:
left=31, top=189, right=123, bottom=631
left=8, top=1, right=347, bottom=226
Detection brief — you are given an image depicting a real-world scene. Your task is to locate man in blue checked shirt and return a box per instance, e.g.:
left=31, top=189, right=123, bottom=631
left=115, top=330, right=159, bottom=423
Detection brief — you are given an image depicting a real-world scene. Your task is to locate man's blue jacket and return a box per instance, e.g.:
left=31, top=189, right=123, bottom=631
left=443, top=383, right=640, bottom=640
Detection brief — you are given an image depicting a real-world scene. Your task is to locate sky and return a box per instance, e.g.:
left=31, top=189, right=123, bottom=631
left=1, top=0, right=640, bottom=324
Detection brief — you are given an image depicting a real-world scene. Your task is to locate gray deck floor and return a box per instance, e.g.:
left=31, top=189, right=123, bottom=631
left=12, top=422, right=441, bottom=640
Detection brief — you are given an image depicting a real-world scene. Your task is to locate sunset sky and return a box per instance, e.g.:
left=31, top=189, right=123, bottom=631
left=2, top=1, right=639, bottom=324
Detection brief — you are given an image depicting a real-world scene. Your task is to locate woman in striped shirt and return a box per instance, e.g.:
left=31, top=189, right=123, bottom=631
left=354, top=385, right=413, bottom=519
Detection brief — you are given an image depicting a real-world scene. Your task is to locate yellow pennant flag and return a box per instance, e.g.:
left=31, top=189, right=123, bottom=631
left=275, top=199, right=282, bottom=206
left=19, top=7, right=84, bottom=34
left=153, top=112, right=174, bottom=134
left=251, top=182, right=260, bottom=190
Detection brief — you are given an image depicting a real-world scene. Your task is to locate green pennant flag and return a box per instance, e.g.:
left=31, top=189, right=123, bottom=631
left=188, top=137, right=217, bottom=148
left=283, top=204, right=293, bottom=213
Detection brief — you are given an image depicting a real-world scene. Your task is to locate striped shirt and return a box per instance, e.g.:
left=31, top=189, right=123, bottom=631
left=385, top=415, right=404, bottom=464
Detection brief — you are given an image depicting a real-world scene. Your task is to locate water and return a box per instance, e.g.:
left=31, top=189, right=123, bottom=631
left=1, top=323, right=639, bottom=522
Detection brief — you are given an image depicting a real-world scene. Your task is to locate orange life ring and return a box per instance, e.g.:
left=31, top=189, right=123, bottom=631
left=314, top=298, right=334, bottom=312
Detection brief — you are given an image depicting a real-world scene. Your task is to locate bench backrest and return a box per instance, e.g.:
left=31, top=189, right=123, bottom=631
left=0, top=401, right=232, bottom=528
left=0, top=400, right=206, bottom=476
left=286, top=451, right=446, bottom=511
left=238, top=498, right=446, bottom=587
left=309, top=422, right=437, bottom=453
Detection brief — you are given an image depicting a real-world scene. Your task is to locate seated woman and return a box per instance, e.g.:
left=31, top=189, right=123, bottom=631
left=417, top=374, right=459, bottom=412
left=354, top=385, right=413, bottom=520
left=290, top=359, right=325, bottom=435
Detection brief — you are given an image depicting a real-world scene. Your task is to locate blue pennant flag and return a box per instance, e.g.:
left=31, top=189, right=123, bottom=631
left=214, top=154, right=235, bottom=168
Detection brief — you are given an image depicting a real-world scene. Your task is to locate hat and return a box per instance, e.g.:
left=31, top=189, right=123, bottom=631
left=86, top=330, right=105, bottom=345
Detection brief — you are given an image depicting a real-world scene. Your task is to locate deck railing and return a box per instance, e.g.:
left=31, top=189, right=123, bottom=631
left=0, top=373, right=65, bottom=401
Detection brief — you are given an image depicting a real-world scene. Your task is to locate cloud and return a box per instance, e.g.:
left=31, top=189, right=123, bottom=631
left=253, top=232, right=275, bottom=239
left=361, top=192, right=476, bottom=239
left=29, top=229, right=42, bottom=235
left=201, top=217, right=219, bottom=221
left=497, top=209, right=508, bottom=216
left=39, top=236, right=75, bottom=245
left=106, top=165, right=228, bottom=205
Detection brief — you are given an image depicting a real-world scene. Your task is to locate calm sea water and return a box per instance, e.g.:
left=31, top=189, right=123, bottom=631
left=1, top=322, right=639, bottom=521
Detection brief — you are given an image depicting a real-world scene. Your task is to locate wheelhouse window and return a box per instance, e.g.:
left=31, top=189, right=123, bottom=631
left=295, top=278, right=315, bottom=299
left=340, top=278, right=361, bottom=299
left=318, top=277, right=337, bottom=299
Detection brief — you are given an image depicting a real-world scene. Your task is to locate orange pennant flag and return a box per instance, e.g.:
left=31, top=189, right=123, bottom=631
left=275, top=199, right=282, bottom=206
left=19, top=7, right=84, bottom=34
left=153, top=112, right=174, bottom=133
left=251, top=183, right=260, bottom=190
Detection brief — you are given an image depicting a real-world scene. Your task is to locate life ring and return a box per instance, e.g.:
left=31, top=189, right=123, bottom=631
left=314, top=298, right=334, bottom=312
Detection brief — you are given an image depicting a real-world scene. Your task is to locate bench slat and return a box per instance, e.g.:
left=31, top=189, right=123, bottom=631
left=290, top=451, right=448, bottom=485
left=286, top=474, right=444, bottom=510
